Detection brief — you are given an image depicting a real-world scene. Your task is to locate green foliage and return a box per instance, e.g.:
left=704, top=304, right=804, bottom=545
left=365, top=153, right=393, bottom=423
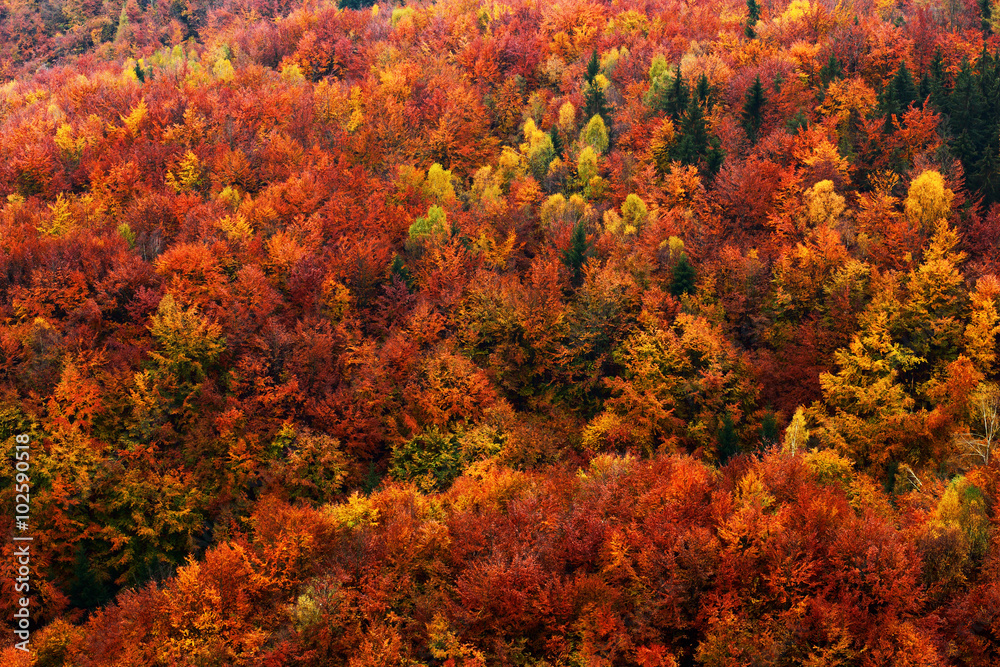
left=669, top=251, right=696, bottom=296
left=562, top=218, right=592, bottom=286
left=717, top=411, right=739, bottom=463
left=820, top=54, right=843, bottom=85
left=648, top=64, right=690, bottom=121
left=579, top=114, right=609, bottom=154
left=879, top=62, right=918, bottom=130
left=521, top=118, right=556, bottom=179
left=147, top=294, right=225, bottom=394
left=583, top=49, right=609, bottom=122
left=390, top=428, right=464, bottom=492
left=670, top=100, right=725, bottom=174
left=745, top=0, right=760, bottom=38
left=408, top=205, right=449, bottom=241
left=741, top=75, right=766, bottom=145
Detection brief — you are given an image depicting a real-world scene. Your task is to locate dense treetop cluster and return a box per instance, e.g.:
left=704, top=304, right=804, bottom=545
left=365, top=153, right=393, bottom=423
left=3, top=0, right=1000, bottom=664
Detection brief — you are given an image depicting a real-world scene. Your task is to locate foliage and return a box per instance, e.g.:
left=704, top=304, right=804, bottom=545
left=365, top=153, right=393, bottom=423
left=0, top=0, right=999, bottom=659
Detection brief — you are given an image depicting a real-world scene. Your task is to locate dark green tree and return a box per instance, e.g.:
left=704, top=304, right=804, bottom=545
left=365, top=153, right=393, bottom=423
left=663, top=66, right=690, bottom=121
left=670, top=101, right=725, bottom=174
left=820, top=54, right=842, bottom=86
left=741, top=75, right=766, bottom=145
left=562, top=219, right=592, bottom=287
left=879, top=62, right=918, bottom=131
left=583, top=49, right=609, bottom=123
left=69, top=544, right=111, bottom=611
left=980, top=0, right=992, bottom=33
left=669, top=251, right=697, bottom=296
left=586, top=48, right=600, bottom=82
left=759, top=410, right=780, bottom=450
left=696, top=73, right=713, bottom=110
left=745, top=0, right=760, bottom=38
left=718, top=411, right=740, bottom=464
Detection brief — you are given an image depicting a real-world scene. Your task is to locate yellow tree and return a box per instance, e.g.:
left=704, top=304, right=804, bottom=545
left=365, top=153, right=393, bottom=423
left=817, top=290, right=922, bottom=467
left=897, top=219, right=967, bottom=386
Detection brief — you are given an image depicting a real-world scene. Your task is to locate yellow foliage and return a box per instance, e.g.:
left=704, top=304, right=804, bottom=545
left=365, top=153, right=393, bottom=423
left=346, top=85, right=364, bottom=133
left=165, top=150, right=205, bottom=193
left=214, top=214, right=253, bottom=241
left=37, top=194, right=74, bottom=237
left=212, top=58, right=235, bottom=81
left=819, top=77, right=877, bottom=125
left=800, top=140, right=850, bottom=177
left=582, top=411, right=647, bottom=451
left=324, top=492, right=379, bottom=529
left=804, top=180, right=845, bottom=227
left=470, top=230, right=517, bottom=269
left=783, top=406, right=809, bottom=453
left=120, top=98, right=148, bottom=138
left=391, top=5, right=415, bottom=27
left=54, top=122, right=93, bottom=161
left=280, top=62, right=306, bottom=86
left=424, top=163, right=457, bottom=203
left=577, top=145, right=599, bottom=184
left=965, top=275, right=1000, bottom=373
left=558, top=101, right=576, bottom=132
left=905, top=170, right=954, bottom=229
left=320, top=278, right=352, bottom=323
left=803, top=447, right=854, bottom=486
left=779, top=0, right=812, bottom=23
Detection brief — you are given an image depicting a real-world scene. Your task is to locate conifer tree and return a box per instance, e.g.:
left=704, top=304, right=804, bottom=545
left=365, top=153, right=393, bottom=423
left=670, top=252, right=697, bottom=296
left=745, top=0, right=760, bottom=38
left=696, top=73, right=712, bottom=110
left=664, top=66, right=690, bottom=121
left=583, top=49, right=609, bottom=123
left=562, top=219, right=591, bottom=287
left=820, top=54, right=842, bottom=86
left=741, top=75, right=766, bottom=145
left=879, top=62, right=918, bottom=131
left=671, top=101, right=725, bottom=174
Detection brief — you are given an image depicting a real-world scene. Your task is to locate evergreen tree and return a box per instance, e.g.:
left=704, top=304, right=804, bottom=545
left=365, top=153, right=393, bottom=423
left=979, top=0, right=992, bottom=33
left=879, top=62, right=918, bottom=131
left=669, top=252, right=697, bottom=296
left=664, top=66, right=690, bottom=121
left=671, top=101, right=725, bottom=174
left=759, top=410, right=780, bottom=450
left=947, top=59, right=991, bottom=199
left=718, top=411, right=740, bottom=463
left=69, top=544, right=112, bottom=611
left=741, top=75, right=766, bottom=145
left=562, top=219, right=592, bottom=287
left=926, top=49, right=949, bottom=110
left=549, top=125, right=563, bottom=157
left=586, top=48, right=600, bottom=83
left=820, top=54, right=842, bottom=86
left=745, top=0, right=760, bottom=38
left=696, top=73, right=713, bottom=110
left=583, top=49, right=609, bottom=124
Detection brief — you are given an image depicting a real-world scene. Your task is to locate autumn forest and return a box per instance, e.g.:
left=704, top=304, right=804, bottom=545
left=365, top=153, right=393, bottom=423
left=2, top=0, right=1000, bottom=663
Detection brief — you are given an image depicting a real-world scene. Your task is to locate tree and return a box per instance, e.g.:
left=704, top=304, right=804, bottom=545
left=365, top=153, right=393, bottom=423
left=905, top=170, right=954, bottom=229
left=717, top=411, right=739, bottom=463
left=580, top=115, right=609, bottom=154
left=741, top=75, right=766, bottom=145
left=879, top=63, right=918, bottom=132
left=664, top=66, right=690, bottom=121
left=820, top=54, right=842, bottom=86
left=562, top=219, right=592, bottom=286
left=583, top=49, right=609, bottom=123
left=670, top=100, right=725, bottom=174
left=745, top=0, right=760, bottom=38
left=669, top=252, right=696, bottom=296
left=955, top=383, right=1000, bottom=465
